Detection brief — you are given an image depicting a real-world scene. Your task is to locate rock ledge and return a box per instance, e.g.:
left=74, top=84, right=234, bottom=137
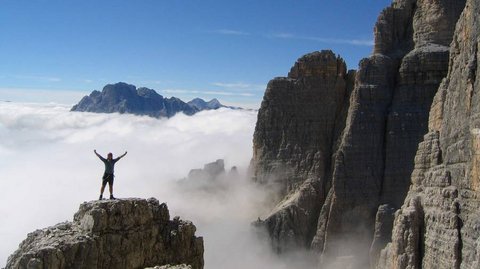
left=5, top=198, right=204, bottom=269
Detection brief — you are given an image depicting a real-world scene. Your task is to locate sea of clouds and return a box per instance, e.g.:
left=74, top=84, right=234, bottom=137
left=0, top=102, right=315, bottom=268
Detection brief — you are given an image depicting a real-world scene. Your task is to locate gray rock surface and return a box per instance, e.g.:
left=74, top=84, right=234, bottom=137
left=251, top=50, right=354, bottom=252
left=71, top=82, right=231, bottom=118
left=5, top=198, right=204, bottom=269
left=378, top=0, right=480, bottom=268
left=187, top=159, right=225, bottom=181
left=251, top=0, right=466, bottom=267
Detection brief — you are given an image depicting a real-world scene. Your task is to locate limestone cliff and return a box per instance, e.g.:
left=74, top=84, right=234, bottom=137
left=251, top=0, right=466, bottom=267
left=251, top=50, right=354, bottom=252
left=314, top=0, right=465, bottom=267
left=5, top=198, right=204, bottom=269
left=378, top=0, right=480, bottom=267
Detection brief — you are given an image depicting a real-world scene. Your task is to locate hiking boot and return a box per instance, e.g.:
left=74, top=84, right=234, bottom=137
left=110, top=195, right=116, bottom=200
left=99, top=195, right=103, bottom=200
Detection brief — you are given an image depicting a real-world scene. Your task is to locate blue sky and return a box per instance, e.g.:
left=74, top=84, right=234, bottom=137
left=0, top=0, right=391, bottom=107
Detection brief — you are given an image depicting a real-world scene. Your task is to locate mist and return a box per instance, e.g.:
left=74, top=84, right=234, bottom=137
left=0, top=102, right=315, bottom=268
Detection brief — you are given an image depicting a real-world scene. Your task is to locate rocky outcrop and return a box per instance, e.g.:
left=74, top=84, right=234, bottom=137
left=251, top=50, right=355, bottom=252
left=251, top=0, right=466, bottom=267
left=187, top=159, right=226, bottom=181
left=5, top=198, right=204, bottom=269
left=71, top=82, right=230, bottom=118
left=378, top=0, right=480, bottom=268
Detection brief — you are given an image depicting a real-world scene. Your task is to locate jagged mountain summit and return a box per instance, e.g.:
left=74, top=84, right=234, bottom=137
left=71, top=82, right=235, bottom=118
left=251, top=0, right=468, bottom=268
left=187, top=98, right=222, bottom=111
left=5, top=198, right=204, bottom=269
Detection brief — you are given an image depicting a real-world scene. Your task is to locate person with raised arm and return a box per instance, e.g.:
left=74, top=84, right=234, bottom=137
left=94, top=150, right=127, bottom=200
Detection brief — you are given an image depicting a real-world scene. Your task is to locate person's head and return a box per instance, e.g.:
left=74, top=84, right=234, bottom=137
left=107, top=153, right=113, bottom=160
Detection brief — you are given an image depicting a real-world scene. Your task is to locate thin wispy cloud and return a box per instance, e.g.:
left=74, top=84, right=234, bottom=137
left=211, top=82, right=266, bottom=91
left=162, top=88, right=255, bottom=97
left=211, top=82, right=252, bottom=89
left=207, top=28, right=373, bottom=47
left=204, top=91, right=254, bottom=97
left=11, top=74, right=62, bottom=82
left=269, top=32, right=374, bottom=46
left=211, top=29, right=251, bottom=36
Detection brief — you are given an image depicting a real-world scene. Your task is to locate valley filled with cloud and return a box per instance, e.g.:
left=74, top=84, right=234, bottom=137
left=0, top=102, right=314, bottom=268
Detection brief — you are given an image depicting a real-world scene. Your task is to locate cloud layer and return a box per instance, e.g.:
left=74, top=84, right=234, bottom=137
left=0, top=102, right=315, bottom=268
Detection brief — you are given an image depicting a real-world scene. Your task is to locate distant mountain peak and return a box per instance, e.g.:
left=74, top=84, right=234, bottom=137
left=71, top=82, right=240, bottom=118
left=187, top=97, right=225, bottom=111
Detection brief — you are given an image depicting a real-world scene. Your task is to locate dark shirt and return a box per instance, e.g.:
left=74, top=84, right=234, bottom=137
left=97, top=155, right=120, bottom=174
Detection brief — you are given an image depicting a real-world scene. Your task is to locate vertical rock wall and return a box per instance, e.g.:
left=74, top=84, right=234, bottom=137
left=378, top=0, right=480, bottom=267
left=251, top=50, right=354, bottom=252
left=315, top=0, right=465, bottom=266
left=251, top=0, right=466, bottom=267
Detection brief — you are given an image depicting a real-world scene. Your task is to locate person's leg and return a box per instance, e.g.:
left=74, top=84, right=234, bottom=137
left=109, top=182, right=114, bottom=197
left=109, top=175, right=115, bottom=199
left=99, top=181, right=106, bottom=200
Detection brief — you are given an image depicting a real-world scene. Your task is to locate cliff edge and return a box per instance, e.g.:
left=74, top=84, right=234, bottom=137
left=5, top=198, right=204, bottom=269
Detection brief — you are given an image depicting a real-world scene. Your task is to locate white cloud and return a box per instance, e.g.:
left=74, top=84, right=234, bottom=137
left=270, top=32, right=374, bottom=46
left=0, top=102, right=313, bottom=268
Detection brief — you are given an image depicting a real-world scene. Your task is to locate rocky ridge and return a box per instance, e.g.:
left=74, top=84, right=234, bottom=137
left=251, top=0, right=466, bottom=267
left=71, top=82, right=232, bottom=118
left=5, top=198, right=204, bottom=269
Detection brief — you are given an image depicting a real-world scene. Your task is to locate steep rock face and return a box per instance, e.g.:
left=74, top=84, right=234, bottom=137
left=251, top=50, right=354, bottom=251
left=71, top=82, right=230, bottom=118
left=251, top=0, right=465, bottom=267
left=5, top=198, right=204, bottom=269
left=378, top=0, right=480, bottom=268
left=314, top=0, right=465, bottom=267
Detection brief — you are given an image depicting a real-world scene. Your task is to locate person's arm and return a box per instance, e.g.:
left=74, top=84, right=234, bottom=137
left=94, top=149, right=106, bottom=161
left=115, top=151, right=128, bottom=162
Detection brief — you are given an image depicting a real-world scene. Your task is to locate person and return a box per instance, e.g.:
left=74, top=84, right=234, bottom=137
left=94, top=149, right=127, bottom=200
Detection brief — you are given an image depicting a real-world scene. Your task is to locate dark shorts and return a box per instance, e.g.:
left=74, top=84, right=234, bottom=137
left=102, top=173, right=114, bottom=185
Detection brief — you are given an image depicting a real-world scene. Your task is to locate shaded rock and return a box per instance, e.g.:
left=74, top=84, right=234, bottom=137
left=187, top=159, right=225, bottom=181
left=251, top=50, right=354, bottom=252
left=369, top=204, right=396, bottom=267
left=379, top=0, right=480, bottom=268
left=251, top=0, right=466, bottom=267
left=5, top=198, right=204, bottom=269
left=312, top=1, right=464, bottom=267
